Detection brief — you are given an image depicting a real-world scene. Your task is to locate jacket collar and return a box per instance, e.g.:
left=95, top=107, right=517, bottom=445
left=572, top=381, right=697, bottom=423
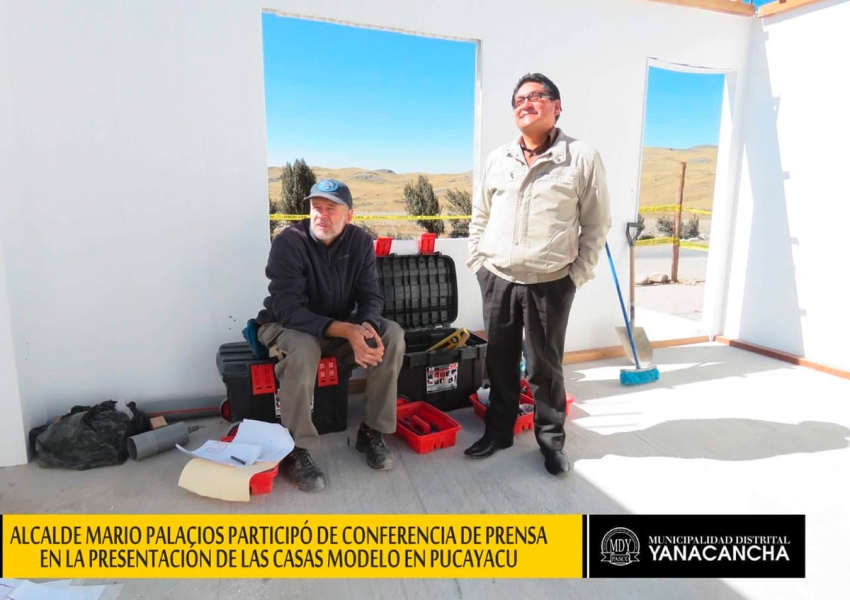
left=506, top=127, right=568, bottom=165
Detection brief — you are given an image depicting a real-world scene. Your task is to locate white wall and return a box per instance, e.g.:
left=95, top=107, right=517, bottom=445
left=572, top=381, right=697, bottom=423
left=0, top=244, right=27, bottom=468
left=0, top=0, right=753, bottom=465
left=728, top=0, right=850, bottom=371
left=0, top=0, right=272, bottom=458
left=0, top=0, right=29, bottom=467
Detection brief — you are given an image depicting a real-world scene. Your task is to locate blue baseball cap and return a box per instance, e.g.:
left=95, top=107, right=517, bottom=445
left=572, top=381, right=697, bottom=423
left=305, top=178, right=353, bottom=208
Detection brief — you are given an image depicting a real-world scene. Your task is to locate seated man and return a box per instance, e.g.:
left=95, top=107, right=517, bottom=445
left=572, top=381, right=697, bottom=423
left=255, top=178, right=405, bottom=492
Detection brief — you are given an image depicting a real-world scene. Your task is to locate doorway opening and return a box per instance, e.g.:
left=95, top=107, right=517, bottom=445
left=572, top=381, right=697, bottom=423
left=633, top=61, right=727, bottom=341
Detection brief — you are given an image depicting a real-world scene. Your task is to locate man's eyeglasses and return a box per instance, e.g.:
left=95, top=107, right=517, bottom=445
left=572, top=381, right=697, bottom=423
left=513, top=91, right=556, bottom=108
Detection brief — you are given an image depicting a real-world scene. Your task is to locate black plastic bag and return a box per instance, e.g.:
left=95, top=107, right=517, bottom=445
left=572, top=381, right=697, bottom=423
left=35, top=400, right=152, bottom=470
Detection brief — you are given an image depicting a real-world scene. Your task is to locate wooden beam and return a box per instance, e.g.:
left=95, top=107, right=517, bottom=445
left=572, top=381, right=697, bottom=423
left=671, top=161, right=687, bottom=283
left=350, top=378, right=366, bottom=394
left=647, top=0, right=756, bottom=17
left=715, top=336, right=850, bottom=380
left=562, top=336, right=710, bottom=364
left=758, top=0, right=827, bottom=18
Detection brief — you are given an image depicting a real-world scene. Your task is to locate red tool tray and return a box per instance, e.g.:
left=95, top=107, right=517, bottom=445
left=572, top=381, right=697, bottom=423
left=395, top=400, right=462, bottom=454
left=469, top=380, right=574, bottom=435
left=221, top=427, right=279, bottom=495
left=469, top=391, right=536, bottom=435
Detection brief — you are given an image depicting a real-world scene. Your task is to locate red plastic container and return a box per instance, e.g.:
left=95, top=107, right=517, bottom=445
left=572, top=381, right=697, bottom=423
left=469, top=380, right=574, bottom=435
left=469, top=392, right=536, bottom=435
left=220, top=429, right=279, bottom=495
left=521, top=379, right=574, bottom=414
left=396, top=401, right=462, bottom=454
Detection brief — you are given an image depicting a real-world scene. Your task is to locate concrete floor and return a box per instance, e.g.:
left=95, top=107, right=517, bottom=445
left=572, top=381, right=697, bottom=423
left=2, top=343, right=849, bottom=599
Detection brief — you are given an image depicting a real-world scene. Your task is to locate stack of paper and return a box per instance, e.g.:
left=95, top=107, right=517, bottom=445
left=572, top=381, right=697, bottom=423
left=177, top=420, right=295, bottom=502
left=176, top=440, right=263, bottom=467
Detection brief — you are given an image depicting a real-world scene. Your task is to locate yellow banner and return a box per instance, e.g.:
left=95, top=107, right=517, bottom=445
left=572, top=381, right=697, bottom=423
left=2, top=514, right=583, bottom=579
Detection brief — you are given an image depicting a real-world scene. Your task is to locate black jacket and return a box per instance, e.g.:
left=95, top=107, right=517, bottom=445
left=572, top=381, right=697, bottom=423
left=256, top=220, right=383, bottom=339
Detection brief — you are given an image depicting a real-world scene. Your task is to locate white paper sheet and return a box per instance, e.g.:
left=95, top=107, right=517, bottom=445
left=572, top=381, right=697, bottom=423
left=38, top=581, right=72, bottom=589
left=0, top=579, right=118, bottom=600
left=9, top=581, right=101, bottom=600
left=0, top=582, right=17, bottom=600
left=176, top=440, right=262, bottom=466
left=230, top=419, right=295, bottom=463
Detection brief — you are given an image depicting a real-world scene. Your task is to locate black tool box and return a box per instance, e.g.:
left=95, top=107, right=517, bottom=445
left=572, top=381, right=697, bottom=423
left=215, top=341, right=350, bottom=434
left=376, top=252, right=487, bottom=412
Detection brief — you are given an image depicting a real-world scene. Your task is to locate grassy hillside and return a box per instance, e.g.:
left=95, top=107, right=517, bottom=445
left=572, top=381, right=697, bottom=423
left=638, top=146, right=718, bottom=210
left=268, top=166, right=472, bottom=214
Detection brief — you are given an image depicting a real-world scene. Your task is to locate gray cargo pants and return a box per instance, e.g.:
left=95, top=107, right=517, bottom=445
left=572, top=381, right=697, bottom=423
left=257, top=318, right=405, bottom=451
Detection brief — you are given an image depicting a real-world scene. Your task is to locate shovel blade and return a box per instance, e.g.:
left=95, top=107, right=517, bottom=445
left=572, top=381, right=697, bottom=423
left=616, top=326, right=654, bottom=366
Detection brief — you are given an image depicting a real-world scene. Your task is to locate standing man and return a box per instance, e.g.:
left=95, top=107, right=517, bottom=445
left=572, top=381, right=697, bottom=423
left=466, top=73, right=611, bottom=476
left=255, top=178, right=405, bottom=492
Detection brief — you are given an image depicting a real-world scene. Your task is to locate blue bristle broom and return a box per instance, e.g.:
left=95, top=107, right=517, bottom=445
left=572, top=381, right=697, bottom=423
left=605, top=242, right=660, bottom=385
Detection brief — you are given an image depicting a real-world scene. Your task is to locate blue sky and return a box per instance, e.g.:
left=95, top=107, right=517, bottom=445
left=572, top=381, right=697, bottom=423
left=263, top=9, right=771, bottom=172
left=262, top=15, right=475, bottom=173
left=641, top=67, right=725, bottom=149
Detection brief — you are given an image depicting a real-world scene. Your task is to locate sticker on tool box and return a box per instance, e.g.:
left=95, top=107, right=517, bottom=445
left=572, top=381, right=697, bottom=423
left=426, top=362, right=459, bottom=393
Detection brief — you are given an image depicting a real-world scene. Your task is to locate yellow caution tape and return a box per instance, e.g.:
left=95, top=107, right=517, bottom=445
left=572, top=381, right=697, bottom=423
left=639, top=205, right=712, bottom=216
left=272, top=212, right=711, bottom=252
left=680, top=241, right=710, bottom=251
left=635, top=236, right=679, bottom=247
left=635, top=237, right=709, bottom=251
left=272, top=205, right=709, bottom=221
left=270, top=214, right=471, bottom=221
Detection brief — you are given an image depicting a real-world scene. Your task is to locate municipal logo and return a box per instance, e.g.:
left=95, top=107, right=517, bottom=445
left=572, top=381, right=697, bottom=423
left=601, top=527, right=640, bottom=566
left=317, top=179, right=339, bottom=192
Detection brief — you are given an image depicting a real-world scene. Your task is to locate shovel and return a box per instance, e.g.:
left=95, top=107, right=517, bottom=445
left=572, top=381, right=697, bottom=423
left=615, top=222, right=654, bottom=366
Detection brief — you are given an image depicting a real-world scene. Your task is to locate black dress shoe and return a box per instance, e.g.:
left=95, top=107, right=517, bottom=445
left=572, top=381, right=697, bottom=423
left=542, top=449, right=571, bottom=476
left=464, top=435, right=511, bottom=459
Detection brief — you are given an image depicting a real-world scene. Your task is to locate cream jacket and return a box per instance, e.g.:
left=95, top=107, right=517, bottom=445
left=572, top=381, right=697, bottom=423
left=467, top=129, right=612, bottom=287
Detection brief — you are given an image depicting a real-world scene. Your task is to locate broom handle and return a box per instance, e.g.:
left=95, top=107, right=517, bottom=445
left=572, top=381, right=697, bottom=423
left=605, top=242, right=642, bottom=369
left=629, top=241, right=636, bottom=328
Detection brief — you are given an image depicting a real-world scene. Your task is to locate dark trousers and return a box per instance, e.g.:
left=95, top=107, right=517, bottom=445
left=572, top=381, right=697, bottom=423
left=477, top=267, right=576, bottom=451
